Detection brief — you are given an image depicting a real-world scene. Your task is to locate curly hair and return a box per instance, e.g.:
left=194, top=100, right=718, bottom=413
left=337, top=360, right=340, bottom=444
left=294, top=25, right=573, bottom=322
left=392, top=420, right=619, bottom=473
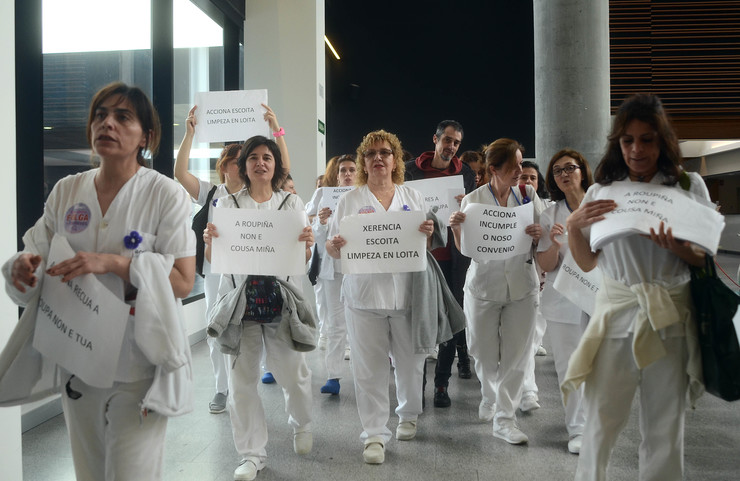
left=237, top=135, right=284, bottom=192
left=215, top=143, right=242, bottom=184
left=355, top=130, right=406, bottom=186
left=594, top=93, right=682, bottom=186
left=544, top=148, right=594, bottom=201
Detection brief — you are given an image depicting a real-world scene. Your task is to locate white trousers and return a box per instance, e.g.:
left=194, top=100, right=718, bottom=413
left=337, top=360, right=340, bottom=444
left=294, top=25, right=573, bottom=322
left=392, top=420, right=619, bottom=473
left=205, top=271, right=229, bottom=394
left=323, top=274, right=348, bottom=379
left=576, top=335, right=688, bottom=481
left=314, top=277, right=329, bottom=339
left=228, top=322, right=313, bottom=463
left=547, top=320, right=586, bottom=437
left=522, top=294, right=545, bottom=397
left=61, top=376, right=168, bottom=481
left=464, top=292, right=537, bottom=424
left=345, top=306, right=427, bottom=444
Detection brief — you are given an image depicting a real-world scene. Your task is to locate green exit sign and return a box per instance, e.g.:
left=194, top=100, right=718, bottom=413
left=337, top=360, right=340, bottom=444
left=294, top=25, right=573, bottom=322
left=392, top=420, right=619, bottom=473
left=318, top=119, right=325, bottom=135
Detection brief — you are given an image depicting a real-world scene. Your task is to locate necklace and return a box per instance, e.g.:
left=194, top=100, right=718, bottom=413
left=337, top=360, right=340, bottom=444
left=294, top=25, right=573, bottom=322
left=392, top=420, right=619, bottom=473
left=564, top=199, right=573, bottom=213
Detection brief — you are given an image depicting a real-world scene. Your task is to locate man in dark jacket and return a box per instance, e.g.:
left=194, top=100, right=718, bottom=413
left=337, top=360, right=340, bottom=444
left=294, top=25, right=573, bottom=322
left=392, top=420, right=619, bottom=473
left=404, top=120, right=476, bottom=408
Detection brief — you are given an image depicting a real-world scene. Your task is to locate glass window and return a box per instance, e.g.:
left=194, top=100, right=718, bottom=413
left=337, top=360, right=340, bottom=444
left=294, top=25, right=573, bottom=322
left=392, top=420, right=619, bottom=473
left=42, top=0, right=152, bottom=198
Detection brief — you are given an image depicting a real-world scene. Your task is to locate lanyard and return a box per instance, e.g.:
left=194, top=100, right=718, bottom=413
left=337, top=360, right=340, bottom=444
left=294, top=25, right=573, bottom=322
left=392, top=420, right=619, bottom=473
left=487, top=183, right=522, bottom=206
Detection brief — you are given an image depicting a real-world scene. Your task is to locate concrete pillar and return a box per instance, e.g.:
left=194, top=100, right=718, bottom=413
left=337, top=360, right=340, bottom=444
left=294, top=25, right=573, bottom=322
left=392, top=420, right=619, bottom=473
left=244, top=0, right=325, bottom=198
left=533, top=0, right=610, bottom=170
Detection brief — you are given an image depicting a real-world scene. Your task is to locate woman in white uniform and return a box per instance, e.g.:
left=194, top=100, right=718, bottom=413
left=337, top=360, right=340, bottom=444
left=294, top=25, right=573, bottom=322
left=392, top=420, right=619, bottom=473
left=535, top=148, right=593, bottom=454
left=564, top=93, right=708, bottom=480
left=174, top=104, right=289, bottom=411
left=204, top=135, right=314, bottom=481
left=449, top=138, right=545, bottom=445
left=307, top=154, right=357, bottom=395
left=326, top=130, right=435, bottom=464
left=5, top=82, right=195, bottom=480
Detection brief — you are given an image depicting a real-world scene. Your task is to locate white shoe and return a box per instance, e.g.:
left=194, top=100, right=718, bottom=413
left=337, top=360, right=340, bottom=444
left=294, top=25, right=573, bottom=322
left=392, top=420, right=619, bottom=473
left=318, top=336, right=328, bottom=351
left=344, top=346, right=351, bottom=360
left=568, top=434, right=583, bottom=454
left=520, top=394, right=541, bottom=412
left=234, top=458, right=264, bottom=481
left=493, top=422, right=529, bottom=445
left=293, top=431, right=313, bottom=455
left=478, top=400, right=495, bottom=422
left=396, top=420, right=417, bottom=440
left=363, top=436, right=385, bottom=464
left=536, top=345, right=547, bottom=356
left=427, top=346, right=438, bottom=360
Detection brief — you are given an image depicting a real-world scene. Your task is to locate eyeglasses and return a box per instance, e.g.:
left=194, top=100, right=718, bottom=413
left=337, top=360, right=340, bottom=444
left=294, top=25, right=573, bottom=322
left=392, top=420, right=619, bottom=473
left=363, top=149, right=393, bottom=160
left=552, top=164, right=580, bottom=177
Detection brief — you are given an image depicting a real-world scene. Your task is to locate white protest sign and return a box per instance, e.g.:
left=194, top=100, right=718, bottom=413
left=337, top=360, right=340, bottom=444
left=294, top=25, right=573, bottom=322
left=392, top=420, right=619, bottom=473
left=552, top=250, right=603, bottom=316
left=210, top=208, right=307, bottom=276
left=339, top=211, right=427, bottom=274
left=193, top=89, right=270, bottom=143
left=459, top=202, right=534, bottom=261
left=319, top=186, right=355, bottom=212
left=404, top=176, right=464, bottom=228
left=589, top=181, right=725, bottom=256
left=32, top=235, right=130, bottom=388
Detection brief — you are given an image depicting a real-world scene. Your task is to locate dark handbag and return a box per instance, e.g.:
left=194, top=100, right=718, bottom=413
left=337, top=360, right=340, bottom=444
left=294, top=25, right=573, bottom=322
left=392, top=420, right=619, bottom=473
left=192, top=185, right=218, bottom=278
left=689, top=255, right=740, bottom=401
left=242, top=275, right=283, bottom=323
left=308, top=246, right=320, bottom=285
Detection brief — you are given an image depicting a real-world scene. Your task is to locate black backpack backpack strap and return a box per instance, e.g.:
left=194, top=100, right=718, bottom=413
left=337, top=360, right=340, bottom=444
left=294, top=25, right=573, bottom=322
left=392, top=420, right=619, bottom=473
left=193, top=185, right=218, bottom=277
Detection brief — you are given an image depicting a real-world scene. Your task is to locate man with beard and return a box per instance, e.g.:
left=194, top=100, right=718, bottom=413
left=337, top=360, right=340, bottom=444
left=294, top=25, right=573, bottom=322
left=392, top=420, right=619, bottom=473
left=404, top=120, right=476, bottom=408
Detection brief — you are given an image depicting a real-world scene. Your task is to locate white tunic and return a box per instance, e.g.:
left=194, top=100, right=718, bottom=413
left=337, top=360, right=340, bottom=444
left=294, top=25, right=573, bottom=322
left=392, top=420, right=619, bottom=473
left=196, top=179, right=236, bottom=278
left=42, top=167, right=195, bottom=382
left=462, top=183, right=545, bottom=302
left=328, top=184, right=426, bottom=311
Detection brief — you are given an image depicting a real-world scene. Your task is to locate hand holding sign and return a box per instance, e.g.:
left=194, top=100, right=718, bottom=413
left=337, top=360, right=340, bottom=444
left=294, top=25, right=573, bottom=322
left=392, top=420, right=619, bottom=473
left=10, top=253, right=43, bottom=293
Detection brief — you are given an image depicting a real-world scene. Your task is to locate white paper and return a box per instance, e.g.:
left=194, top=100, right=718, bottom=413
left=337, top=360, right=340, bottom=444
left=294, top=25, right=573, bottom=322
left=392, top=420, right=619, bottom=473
left=32, top=235, right=130, bottom=388
left=339, top=211, right=427, bottom=274
left=404, top=176, right=465, bottom=228
left=552, top=250, right=603, bottom=316
left=459, top=202, right=534, bottom=261
left=210, top=208, right=308, bottom=276
left=193, top=89, right=270, bottom=143
left=589, top=181, right=725, bottom=256
left=318, top=186, right=355, bottom=212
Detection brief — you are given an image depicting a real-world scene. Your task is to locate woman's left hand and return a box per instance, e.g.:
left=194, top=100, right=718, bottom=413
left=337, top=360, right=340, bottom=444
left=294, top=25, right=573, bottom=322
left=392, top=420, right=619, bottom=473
left=419, top=219, right=434, bottom=237
left=46, top=252, right=121, bottom=282
left=649, top=221, right=706, bottom=266
left=299, top=225, right=315, bottom=249
left=525, top=223, right=543, bottom=241
left=262, top=103, right=281, bottom=133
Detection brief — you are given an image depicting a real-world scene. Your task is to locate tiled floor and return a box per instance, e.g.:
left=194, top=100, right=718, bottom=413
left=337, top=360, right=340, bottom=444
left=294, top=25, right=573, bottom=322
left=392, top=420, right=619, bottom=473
left=22, top=320, right=740, bottom=481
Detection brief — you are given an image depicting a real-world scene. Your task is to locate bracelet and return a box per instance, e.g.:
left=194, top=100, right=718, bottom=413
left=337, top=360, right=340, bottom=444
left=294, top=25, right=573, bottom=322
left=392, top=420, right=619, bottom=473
left=273, top=127, right=285, bottom=137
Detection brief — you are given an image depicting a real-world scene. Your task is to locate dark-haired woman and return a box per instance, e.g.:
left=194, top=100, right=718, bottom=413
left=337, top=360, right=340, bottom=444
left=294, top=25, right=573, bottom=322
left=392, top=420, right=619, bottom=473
left=5, top=82, right=195, bottom=480
left=564, top=93, right=709, bottom=480
left=175, top=104, right=289, bottom=413
left=204, top=136, right=314, bottom=481
left=536, top=148, right=594, bottom=454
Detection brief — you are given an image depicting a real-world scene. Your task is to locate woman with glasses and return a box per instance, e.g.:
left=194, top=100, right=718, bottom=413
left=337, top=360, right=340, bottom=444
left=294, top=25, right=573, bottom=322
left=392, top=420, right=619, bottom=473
left=449, top=138, right=546, bottom=445
left=326, top=130, right=434, bottom=465
left=535, top=148, right=594, bottom=454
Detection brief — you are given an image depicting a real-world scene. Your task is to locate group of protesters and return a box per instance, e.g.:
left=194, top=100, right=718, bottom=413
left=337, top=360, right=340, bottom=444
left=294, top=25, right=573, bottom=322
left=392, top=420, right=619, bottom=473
left=0, top=81, right=718, bottom=481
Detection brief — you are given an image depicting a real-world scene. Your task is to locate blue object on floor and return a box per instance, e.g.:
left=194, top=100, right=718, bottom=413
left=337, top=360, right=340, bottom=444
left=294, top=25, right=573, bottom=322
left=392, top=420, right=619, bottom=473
left=261, top=372, right=276, bottom=384
left=320, top=378, right=340, bottom=394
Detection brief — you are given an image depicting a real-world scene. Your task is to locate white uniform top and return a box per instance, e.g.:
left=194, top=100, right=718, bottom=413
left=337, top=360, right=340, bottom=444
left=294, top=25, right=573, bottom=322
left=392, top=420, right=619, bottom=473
left=214, top=189, right=307, bottom=295
left=581, top=171, right=710, bottom=338
left=328, top=184, right=427, bottom=310
left=196, top=179, right=235, bottom=277
left=43, top=167, right=195, bottom=382
left=462, top=183, right=545, bottom=302
left=306, top=188, right=335, bottom=280
left=537, top=199, right=586, bottom=324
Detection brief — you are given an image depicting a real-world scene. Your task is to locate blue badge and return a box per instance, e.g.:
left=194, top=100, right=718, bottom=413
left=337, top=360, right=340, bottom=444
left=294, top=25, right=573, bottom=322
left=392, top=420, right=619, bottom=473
left=64, top=203, right=91, bottom=233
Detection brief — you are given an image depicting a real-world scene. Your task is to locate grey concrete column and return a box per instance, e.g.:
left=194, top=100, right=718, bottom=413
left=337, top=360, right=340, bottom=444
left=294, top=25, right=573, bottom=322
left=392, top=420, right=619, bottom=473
left=533, top=0, right=610, bottom=171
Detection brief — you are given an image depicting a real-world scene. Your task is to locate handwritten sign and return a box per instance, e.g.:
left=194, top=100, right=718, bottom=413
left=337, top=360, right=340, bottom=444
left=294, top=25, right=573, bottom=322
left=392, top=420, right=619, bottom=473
left=319, top=186, right=355, bottom=212
left=193, top=89, right=270, bottom=143
left=405, top=176, right=464, bottom=228
left=459, top=202, right=534, bottom=261
left=552, top=250, right=603, bottom=316
left=589, top=181, right=725, bottom=256
left=210, top=208, right=307, bottom=276
left=32, top=235, right=130, bottom=388
left=339, top=211, right=426, bottom=274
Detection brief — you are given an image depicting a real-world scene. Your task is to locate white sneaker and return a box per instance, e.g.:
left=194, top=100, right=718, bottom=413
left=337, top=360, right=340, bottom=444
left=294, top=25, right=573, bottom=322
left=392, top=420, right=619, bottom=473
left=493, top=422, right=529, bottom=445
left=318, top=336, right=328, bottom=351
left=293, top=431, right=313, bottom=455
left=568, top=434, right=583, bottom=454
left=396, top=420, right=417, bottom=440
left=363, top=436, right=385, bottom=464
left=536, top=345, right=547, bottom=356
left=520, top=394, right=541, bottom=412
left=234, top=458, right=264, bottom=481
left=427, top=346, right=438, bottom=360
left=478, top=400, right=495, bottom=422
left=344, top=346, right=351, bottom=360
